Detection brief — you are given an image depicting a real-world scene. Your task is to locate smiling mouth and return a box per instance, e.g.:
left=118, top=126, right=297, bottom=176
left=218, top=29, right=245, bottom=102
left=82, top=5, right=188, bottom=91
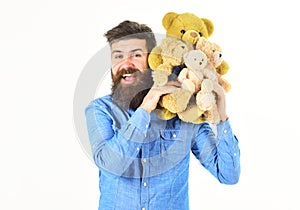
left=122, top=73, right=136, bottom=82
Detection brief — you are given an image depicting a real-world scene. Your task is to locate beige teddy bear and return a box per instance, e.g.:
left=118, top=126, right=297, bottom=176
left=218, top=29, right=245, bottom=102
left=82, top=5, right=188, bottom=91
left=178, top=50, right=218, bottom=94
left=152, top=36, right=193, bottom=86
left=151, top=37, right=194, bottom=120
left=176, top=50, right=221, bottom=124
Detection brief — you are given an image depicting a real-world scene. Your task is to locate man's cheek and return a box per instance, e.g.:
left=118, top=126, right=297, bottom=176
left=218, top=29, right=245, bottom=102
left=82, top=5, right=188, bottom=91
left=111, top=61, right=123, bottom=74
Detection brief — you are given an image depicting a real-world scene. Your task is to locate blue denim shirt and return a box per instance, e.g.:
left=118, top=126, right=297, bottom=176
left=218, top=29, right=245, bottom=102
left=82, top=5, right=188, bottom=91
left=85, top=95, right=240, bottom=210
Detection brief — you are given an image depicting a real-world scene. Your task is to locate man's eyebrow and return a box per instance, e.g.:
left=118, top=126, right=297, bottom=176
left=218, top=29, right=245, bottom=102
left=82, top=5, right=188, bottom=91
left=112, top=48, right=145, bottom=54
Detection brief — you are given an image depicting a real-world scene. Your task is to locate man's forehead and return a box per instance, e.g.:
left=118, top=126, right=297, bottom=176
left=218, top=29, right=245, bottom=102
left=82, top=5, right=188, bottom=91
left=111, top=38, right=147, bottom=53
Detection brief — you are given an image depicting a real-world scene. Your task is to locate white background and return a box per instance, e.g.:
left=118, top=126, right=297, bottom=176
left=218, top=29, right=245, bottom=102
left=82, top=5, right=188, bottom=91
left=1, top=0, right=300, bottom=209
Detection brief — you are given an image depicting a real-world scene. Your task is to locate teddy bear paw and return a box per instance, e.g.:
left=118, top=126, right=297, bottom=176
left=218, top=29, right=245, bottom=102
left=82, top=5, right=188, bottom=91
left=152, top=70, right=170, bottom=86
left=178, top=104, right=205, bottom=124
left=196, top=92, right=215, bottom=111
left=160, top=89, right=192, bottom=113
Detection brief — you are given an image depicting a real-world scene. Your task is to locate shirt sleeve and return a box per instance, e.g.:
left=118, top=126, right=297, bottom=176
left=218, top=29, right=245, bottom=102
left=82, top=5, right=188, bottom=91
left=85, top=100, right=150, bottom=177
left=191, top=120, right=241, bottom=184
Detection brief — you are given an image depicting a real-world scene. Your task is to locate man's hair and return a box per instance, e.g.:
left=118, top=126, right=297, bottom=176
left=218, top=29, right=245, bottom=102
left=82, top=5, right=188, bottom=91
left=104, top=20, right=157, bottom=53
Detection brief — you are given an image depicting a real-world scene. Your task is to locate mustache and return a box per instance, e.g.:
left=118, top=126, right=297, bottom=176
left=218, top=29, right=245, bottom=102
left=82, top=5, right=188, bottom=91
left=112, top=67, right=140, bottom=84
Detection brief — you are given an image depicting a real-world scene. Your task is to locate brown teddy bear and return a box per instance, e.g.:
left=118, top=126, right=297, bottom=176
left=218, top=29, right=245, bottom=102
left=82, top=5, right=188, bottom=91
left=196, top=37, right=231, bottom=92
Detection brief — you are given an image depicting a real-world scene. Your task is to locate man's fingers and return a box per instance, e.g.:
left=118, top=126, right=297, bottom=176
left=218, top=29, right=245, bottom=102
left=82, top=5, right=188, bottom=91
left=152, top=81, right=182, bottom=95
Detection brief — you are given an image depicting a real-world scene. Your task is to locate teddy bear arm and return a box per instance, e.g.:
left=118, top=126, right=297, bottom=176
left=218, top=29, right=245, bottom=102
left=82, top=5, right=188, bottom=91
left=177, top=103, right=205, bottom=124
left=177, top=68, right=188, bottom=82
left=203, top=68, right=218, bottom=82
left=196, top=91, right=215, bottom=111
left=177, top=68, right=196, bottom=93
left=188, top=70, right=203, bottom=92
left=160, top=89, right=192, bottom=113
left=154, top=107, right=177, bottom=120
left=216, top=60, right=229, bottom=75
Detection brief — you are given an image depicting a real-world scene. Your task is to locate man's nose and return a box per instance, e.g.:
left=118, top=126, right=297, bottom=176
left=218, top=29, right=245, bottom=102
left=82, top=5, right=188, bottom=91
left=120, top=56, right=135, bottom=69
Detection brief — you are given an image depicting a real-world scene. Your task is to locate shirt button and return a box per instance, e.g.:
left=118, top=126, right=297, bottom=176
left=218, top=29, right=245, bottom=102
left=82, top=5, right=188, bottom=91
left=136, top=147, right=140, bottom=151
left=233, top=152, right=237, bottom=156
left=145, top=124, right=149, bottom=128
left=143, top=182, right=147, bottom=187
left=172, top=133, right=177, bottom=138
left=223, top=129, right=228, bottom=134
left=143, top=158, right=147, bottom=163
left=142, top=208, right=146, bottom=210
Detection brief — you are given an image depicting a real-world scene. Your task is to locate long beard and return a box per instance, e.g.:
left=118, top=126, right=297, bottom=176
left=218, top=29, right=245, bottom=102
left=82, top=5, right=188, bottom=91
left=111, top=68, right=153, bottom=111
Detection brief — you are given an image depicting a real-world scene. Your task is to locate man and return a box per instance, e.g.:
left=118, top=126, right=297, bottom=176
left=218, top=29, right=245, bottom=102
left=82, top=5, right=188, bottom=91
left=85, top=20, right=240, bottom=210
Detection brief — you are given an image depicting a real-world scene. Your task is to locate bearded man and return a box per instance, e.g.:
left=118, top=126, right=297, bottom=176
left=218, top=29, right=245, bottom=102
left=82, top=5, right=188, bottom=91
left=85, top=20, right=241, bottom=210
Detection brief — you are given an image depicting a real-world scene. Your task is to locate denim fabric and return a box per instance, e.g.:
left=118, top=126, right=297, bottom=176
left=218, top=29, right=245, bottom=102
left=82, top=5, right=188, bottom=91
left=85, top=95, right=240, bottom=210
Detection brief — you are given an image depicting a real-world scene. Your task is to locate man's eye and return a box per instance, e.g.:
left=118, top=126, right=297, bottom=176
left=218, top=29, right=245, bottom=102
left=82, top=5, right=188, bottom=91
left=132, top=53, right=142, bottom=58
left=114, top=54, right=123, bottom=59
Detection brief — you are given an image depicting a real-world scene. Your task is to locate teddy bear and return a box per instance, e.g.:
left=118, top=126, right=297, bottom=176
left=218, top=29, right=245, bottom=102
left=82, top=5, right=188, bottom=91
left=151, top=36, right=193, bottom=86
left=148, top=12, right=215, bottom=71
left=176, top=50, right=221, bottom=124
left=151, top=36, right=194, bottom=120
left=195, top=37, right=231, bottom=92
left=148, top=11, right=230, bottom=80
left=177, top=37, right=233, bottom=124
left=149, top=12, right=217, bottom=121
left=149, top=12, right=230, bottom=123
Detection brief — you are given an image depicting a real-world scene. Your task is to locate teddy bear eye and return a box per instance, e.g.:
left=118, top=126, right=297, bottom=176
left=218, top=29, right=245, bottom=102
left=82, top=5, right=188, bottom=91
left=181, top=45, right=185, bottom=49
left=180, top=30, right=186, bottom=34
left=198, top=32, right=202, bottom=37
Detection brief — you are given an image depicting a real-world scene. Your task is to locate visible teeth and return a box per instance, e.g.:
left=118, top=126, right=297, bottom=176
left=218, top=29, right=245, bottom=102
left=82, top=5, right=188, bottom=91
left=122, top=74, right=132, bottom=77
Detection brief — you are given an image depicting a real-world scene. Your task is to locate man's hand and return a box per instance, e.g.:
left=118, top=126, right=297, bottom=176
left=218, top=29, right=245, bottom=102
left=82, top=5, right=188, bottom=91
left=140, top=81, right=181, bottom=114
left=213, top=82, right=228, bottom=122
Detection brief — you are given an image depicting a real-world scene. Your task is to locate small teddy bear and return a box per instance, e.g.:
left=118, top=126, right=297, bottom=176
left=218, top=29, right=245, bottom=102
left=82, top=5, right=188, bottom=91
left=150, top=37, right=194, bottom=120
left=196, top=37, right=231, bottom=92
left=152, top=36, right=193, bottom=86
left=176, top=50, right=221, bottom=124
left=178, top=49, right=218, bottom=94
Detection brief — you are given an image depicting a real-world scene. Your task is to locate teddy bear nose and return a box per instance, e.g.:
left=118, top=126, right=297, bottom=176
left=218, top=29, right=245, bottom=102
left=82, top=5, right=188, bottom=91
left=190, top=32, right=198, bottom=38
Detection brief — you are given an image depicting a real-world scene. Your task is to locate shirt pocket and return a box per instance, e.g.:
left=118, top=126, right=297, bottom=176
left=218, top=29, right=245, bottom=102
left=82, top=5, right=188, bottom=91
left=160, top=129, right=189, bottom=158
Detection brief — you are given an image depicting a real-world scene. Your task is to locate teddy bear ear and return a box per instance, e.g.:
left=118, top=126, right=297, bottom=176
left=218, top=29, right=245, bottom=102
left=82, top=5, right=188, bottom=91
left=202, top=18, right=214, bottom=37
left=162, top=12, right=178, bottom=30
